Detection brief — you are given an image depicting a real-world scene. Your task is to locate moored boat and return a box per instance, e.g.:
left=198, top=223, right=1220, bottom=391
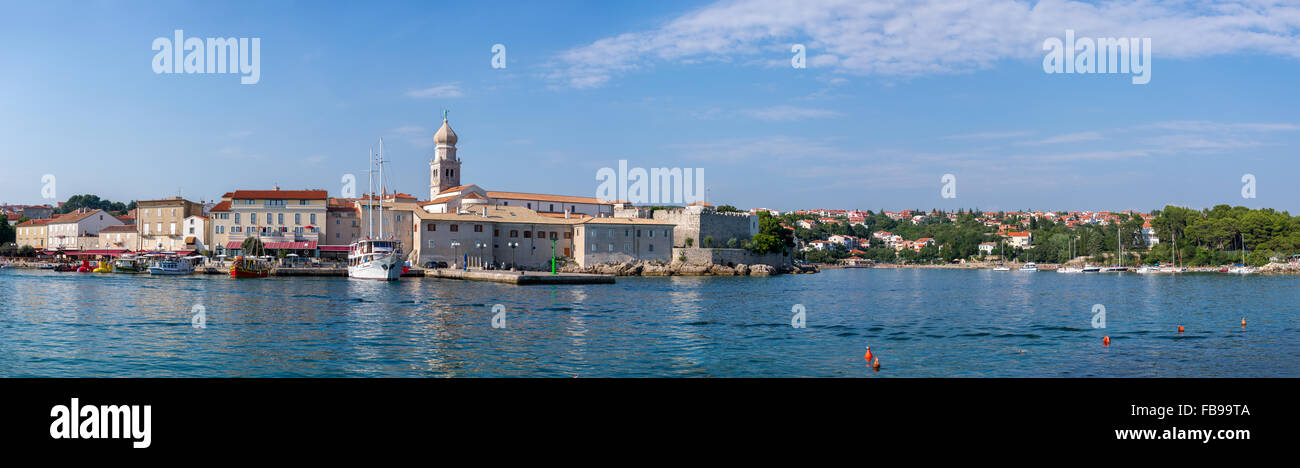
left=347, top=138, right=403, bottom=281
left=1057, top=267, right=1083, bottom=273
left=92, top=260, right=113, bottom=273
left=148, top=254, right=196, bottom=275
left=230, top=256, right=270, bottom=278
left=112, top=255, right=147, bottom=274
left=1082, top=265, right=1101, bottom=272
left=1019, top=262, right=1038, bottom=272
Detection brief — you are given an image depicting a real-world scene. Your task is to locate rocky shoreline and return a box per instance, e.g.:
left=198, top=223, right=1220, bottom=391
left=560, top=260, right=815, bottom=277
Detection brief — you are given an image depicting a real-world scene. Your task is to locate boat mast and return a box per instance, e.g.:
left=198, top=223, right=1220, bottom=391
left=367, top=148, right=375, bottom=240
left=377, top=137, right=385, bottom=241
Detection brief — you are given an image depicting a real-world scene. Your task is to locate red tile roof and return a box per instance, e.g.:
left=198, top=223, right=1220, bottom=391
left=223, top=190, right=328, bottom=200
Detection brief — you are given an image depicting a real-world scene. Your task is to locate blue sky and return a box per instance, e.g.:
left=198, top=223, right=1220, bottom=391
left=2, top=0, right=1299, bottom=213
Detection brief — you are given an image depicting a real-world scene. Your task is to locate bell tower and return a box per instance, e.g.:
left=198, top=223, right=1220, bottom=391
left=429, top=113, right=460, bottom=199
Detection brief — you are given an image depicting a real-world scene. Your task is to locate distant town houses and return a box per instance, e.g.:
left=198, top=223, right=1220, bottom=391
left=10, top=117, right=783, bottom=270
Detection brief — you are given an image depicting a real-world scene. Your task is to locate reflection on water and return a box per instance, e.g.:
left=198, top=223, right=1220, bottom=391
left=0, top=268, right=1297, bottom=377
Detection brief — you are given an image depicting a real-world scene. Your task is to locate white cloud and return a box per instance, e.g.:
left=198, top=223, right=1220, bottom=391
left=406, top=82, right=464, bottom=99
left=741, top=105, right=842, bottom=121
left=1016, top=131, right=1104, bottom=146
left=943, top=130, right=1034, bottom=140
left=549, top=0, right=1300, bottom=88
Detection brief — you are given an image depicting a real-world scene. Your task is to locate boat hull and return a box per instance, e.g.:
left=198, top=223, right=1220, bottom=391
left=347, top=258, right=402, bottom=280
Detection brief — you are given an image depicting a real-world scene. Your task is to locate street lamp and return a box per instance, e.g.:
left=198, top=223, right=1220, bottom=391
left=475, top=241, right=485, bottom=269
left=450, top=240, right=461, bottom=270
left=507, top=241, right=519, bottom=271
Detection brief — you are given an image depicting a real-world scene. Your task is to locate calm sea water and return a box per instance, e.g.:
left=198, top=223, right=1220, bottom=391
left=1, top=268, right=1296, bottom=377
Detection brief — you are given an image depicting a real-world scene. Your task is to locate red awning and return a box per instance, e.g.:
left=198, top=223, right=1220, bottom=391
left=73, top=249, right=129, bottom=256
left=319, top=245, right=350, bottom=252
left=225, top=241, right=317, bottom=250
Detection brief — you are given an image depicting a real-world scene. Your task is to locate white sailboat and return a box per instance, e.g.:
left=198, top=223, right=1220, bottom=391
left=1227, top=233, right=1255, bottom=274
left=1058, top=237, right=1082, bottom=273
left=992, top=242, right=1010, bottom=270
left=1101, top=228, right=1127, bottom=272
left=347, top=138, right=404, bottom=281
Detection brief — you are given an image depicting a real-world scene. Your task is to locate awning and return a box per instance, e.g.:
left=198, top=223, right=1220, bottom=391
left=184, top=236, right=196, bottom=243
left=73, top=249, right=129, bottom=256
left=319, top=245, right=351, bottom=252
left=224, top=241, right=318, bottom=250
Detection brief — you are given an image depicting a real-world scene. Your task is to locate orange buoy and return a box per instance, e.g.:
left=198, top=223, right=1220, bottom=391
left=1177, top=325, right=1185, bottom=333
left=1241, top=317, right=1247, bottom=328
left=1102, top=336, right=1110, bottom=346
left=871, top=356, right=881, bottom=371
left=864, top=346, right=873, bottom=363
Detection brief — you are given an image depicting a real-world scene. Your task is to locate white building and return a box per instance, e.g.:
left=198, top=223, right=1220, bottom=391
left=45, top=209, right=123, bottom=250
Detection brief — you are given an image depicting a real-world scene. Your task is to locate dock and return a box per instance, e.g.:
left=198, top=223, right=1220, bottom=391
left=196, top=265, right=614, bottom=284
left=417, top=268, right=615, bottom=285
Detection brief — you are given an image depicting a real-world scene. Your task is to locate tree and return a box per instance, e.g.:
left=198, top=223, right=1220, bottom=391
left=716, top=205, right=740, bottom=213
left=749, top=212, right=794, bottom=254
left=0, top=214, right=14, bottom=244
left=241, top=237, right=266, bottom=257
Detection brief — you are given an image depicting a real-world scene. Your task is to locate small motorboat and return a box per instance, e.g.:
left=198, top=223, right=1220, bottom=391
left=1082, top=265, right=1101, bottom=272
left=1057, top=267, right=1083, bottom=273
left=992, top=264, right=1010, bottom=271
left=148, top=255, right=196, bottom=275
left=112, top=255, right=147, bottom=274
left=53, top=263, right=77, bottom=272
left=1019, top=262, right=1038, bottom=272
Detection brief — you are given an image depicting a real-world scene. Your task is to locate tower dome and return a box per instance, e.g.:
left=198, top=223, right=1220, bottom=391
left=434, top=118, right=457, bottom=146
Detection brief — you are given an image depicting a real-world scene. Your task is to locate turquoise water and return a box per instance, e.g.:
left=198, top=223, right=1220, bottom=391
left=1, top=268, right=1296, bottom=377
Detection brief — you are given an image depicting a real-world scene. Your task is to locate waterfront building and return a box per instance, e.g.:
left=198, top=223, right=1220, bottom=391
left=321, top=197, right=362, bottom=258
left=413, top=205, right=673, bottom=269
left=45, top=209, right=123, bottom=251
left=209, top=188, right=328, bottom=257
left=136, top=197, right=205, bottom=252
left=15, top=218, right=53, bottom=249
left=97, top=225, right=138, bottom=252
left=183, top=215, right=210, bottom=252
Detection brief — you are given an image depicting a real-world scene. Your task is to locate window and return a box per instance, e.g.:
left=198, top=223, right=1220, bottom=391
left=649, top=230, right=654, bottom=237
left=427, top=224, right=435, bottom=231
left=527, top=203, right=532, bottom=209
left=665, top=229, right=670, bottom=237
left=549, top=232, right=557, bottom=240
left=625, top=243, right=631, bottom=251
left=474, top=224, right=483, bottom=232
left=591, top=229, right=598, bottom=238
left=637, top=229, right=641, bottom=237
left=295, top=213, right=301, bottom=224
left=450, top=224, right=459, bottom=232
left=564, top=232, right=571, bottom=239
left=251, top=213, right=257, bottom=224
left=510, top=230, right=518, bottom=237
left=493, top=229, right=499, bottom=237
left=549, top=204, right=555, bottom=212
left=428, top=240, right=435, bottom=248
left=278, top=213, right=284, bottom=225
left=310, top=214, right=316, bottom=224
left=590, top=243, right=597, bottom=252
left=299, top=200, right=309, bottom=205
left=188, top=227, right=195, bottom=234
left=607, top=243, right=614, bottom=252
left=648, top=244, right=654, bottom=252
left=524, top=231, right=531, bottom=238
